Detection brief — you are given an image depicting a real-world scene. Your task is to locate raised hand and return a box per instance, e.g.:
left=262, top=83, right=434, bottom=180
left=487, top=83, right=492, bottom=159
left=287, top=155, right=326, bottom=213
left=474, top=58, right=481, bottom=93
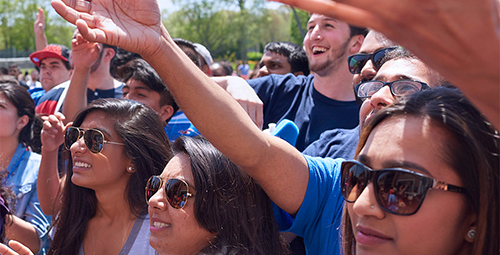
left=40, top=112, right=71, bottom=153
left=33, top=7, right=45, bottom=37
left=71, top=32, right=100, bottom=70
left=51, top=0, right=165, bottom=58
left=0, top=240, right=34, bottom=255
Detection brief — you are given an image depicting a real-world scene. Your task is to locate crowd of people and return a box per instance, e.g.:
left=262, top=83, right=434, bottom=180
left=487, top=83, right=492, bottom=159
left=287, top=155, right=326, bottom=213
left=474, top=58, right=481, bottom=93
left=0, top=0, right=498, bottom=254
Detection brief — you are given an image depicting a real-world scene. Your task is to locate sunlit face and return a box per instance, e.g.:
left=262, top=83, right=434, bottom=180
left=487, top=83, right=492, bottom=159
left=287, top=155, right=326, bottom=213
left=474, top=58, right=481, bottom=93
left=348, top=116, right=473, bottom=255
left=0, top=93, right=25, bottom=141
left=256, top=51, right=292, bottom=78
left=70, top=111, right=131, bottom=191
left=148, top=153, right=216, bottom=255
left=39, top=57, right=71, bottom=91
left=352, top=31, right=397, bottom=86
left=303, top=14, right=353, bottom=76
left=359, top=58, right=439, bottom=128
left=122, top=79, right=162, bottom=113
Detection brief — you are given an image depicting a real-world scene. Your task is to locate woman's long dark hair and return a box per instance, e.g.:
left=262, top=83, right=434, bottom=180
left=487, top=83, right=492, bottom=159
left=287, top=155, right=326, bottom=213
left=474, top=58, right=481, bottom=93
left=342, top=87, right=499, bottom=255
left=173, top=136, right=289, bottom=255
left=0, top=80, right=35, bottom=146
left=49, top=99, right=172, bottom=255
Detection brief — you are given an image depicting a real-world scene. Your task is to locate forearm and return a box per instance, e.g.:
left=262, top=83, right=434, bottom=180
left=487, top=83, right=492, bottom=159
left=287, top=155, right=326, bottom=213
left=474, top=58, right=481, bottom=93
left=35, top=34, right=47, bottom=52
left=5, top=216, right=40, bottom=254
left=143, top=27, right=308, bottom=214
left=37, top=149, right=62, bottom=215
left=62, top=67, right=90, bottom=124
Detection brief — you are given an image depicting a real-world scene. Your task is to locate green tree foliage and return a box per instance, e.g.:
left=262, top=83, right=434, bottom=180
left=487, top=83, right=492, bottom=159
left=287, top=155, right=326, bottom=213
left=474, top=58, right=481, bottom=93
left=165, top=0, right=293, bottom=61
left=0, top=0, right=73, bottom=57
left=290, top=8, right=309, bottom=46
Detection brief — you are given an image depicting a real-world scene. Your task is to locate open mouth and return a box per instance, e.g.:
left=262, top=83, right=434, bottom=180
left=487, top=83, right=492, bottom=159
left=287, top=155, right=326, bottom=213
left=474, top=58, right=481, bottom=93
left=312, top=46, right=327, bottom=55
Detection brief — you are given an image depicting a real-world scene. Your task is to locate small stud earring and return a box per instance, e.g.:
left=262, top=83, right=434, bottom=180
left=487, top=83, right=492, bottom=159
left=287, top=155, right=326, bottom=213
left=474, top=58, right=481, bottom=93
left=371, top=205, right=375, bottom=209
left=467, top=229, right=476, bottom=240
left=127, top=166, right=135, bottom=173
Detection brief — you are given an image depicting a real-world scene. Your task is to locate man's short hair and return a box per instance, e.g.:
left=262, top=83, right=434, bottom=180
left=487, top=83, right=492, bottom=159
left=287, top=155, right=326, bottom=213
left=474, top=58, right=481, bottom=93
left=173, top=38, right=201, bottom=68
left=348, top=25, right=369, bottom=38
left=119, top=59, right=179, bottom=114
left=264, top=41, right=310, bottom=76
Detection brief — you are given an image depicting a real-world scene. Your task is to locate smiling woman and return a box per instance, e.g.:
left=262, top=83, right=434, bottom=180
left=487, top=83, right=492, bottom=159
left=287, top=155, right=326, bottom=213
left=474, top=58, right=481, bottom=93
left=44, top=98, right=172, bottom=255
left=343, top=87, right=499, bottom=255
left=147, top=136, right=289, bottom=255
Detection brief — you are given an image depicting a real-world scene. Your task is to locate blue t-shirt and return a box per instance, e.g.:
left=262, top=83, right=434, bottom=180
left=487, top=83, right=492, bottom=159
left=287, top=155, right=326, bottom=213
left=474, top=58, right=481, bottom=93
left=165, top=111, right=200, bottom=142
left=248, top=74, right=359, bottom=151
left=302, top=126, right=360, bottom=159
left=274, top=156, right=345, bottom=255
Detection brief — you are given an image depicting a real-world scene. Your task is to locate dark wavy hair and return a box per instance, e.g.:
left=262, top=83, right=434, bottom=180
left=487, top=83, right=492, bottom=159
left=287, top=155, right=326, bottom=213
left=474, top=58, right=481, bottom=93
left=172, top=136, right=289, bottom=254
left=343, top=87, right=499, bottom=255
left=264, top=41, right=310, bottom=76
left=49, top=98, right=172, bottom=255
left=0, top=79, right=35, bottom=146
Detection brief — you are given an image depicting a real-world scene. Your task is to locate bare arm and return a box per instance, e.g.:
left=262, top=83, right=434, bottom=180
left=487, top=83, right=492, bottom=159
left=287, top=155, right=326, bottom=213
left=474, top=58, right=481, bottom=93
left=33, top=7, right=47, bottom=51
left=52, top=0, right=309, bottom=215
left=61, top=34, right=100, bottom=124
left=211, top=76, right=264, bottom=129
left=272, top=0, right=500, bottom=129
left=4, top=216, right=40, bottom=254
left=37, top=113, right=70, bottom=215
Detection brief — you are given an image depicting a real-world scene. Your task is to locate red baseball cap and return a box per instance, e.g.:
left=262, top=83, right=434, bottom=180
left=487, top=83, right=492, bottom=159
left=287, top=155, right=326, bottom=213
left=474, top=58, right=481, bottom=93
left=30, top=44, right=70, bottom=67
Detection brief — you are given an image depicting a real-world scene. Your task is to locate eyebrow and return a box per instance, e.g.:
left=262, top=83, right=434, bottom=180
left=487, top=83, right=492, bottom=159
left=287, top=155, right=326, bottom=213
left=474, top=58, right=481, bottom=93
left=373, top=74, right=418, bottom=82
left=357, top=154, right=432, bottom=176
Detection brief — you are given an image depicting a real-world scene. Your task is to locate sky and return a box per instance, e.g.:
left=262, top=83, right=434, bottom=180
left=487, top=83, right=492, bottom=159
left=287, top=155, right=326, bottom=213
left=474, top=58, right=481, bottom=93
left=157, top=0, right=284, bottom=13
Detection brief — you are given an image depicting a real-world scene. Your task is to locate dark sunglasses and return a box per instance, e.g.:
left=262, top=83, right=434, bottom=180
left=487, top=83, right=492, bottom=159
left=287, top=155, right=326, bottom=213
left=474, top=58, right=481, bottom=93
left=64, top=126, right=125, bottom=153
left=355, top=79, right=430, bottom=100
left=347, top=47, right=398, bottom=74
left=341, top=160, right=466, bottom=215
left=145, top=176, right=194, bottom=209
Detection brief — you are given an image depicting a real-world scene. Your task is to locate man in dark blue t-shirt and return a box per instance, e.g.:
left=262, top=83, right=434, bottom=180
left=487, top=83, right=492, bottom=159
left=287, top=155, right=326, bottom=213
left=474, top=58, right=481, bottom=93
left=214, top=14, right=367, bottom=151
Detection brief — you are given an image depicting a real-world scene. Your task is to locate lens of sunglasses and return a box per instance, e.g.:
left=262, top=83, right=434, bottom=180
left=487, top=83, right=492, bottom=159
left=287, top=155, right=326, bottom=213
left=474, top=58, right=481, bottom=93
left=371, top=48, right=392, bottom=70
left=145, top=176, right=191, bottom=209
left=84, top=129, right=104, bottom=153
left=341, top=161, right=433, bottom=215
left=348, top=55, right=369, bottom=74
left=375, top=171, right=432, bottom=215
left=64, top=127, right=105, bottom=153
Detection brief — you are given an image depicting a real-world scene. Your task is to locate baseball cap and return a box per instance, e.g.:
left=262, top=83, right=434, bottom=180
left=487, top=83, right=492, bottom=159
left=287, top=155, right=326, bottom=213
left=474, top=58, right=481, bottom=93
left=194, top=43, right=213, bottom=66
left=30, top=44, right=70, bottom=67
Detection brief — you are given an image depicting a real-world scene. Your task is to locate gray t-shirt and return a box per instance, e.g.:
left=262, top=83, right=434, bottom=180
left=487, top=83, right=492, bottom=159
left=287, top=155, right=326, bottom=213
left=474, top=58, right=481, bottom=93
left=79, top=214, right=156, bottom=255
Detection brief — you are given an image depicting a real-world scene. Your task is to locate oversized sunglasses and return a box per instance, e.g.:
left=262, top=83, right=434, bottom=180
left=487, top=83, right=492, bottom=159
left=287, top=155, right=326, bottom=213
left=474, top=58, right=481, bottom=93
left=347, top=47, right=398, bottom=74
left=341, top=160, right=466, bottom=215
left=145, top=176, right=194, bottom=209
left=64, top=126, right=125, bottom=153
left=355, top=79, right=430, bottom=100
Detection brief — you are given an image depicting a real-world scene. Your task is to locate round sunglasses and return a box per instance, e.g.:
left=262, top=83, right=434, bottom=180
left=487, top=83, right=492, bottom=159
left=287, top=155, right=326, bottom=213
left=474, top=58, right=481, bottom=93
left=347, top=46, right=398, bottom=74
left=64, top=126, right=125, bottom=153
left=355, top=79, right=430, bottom=100
left=145, top=175, right=194, bottom=209
left=341, top=160, right=467, bottom=215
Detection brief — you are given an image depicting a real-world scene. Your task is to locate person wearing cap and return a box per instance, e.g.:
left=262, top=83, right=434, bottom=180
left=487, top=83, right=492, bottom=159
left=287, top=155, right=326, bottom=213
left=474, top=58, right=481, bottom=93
left=28, top=44, right=72, bottom=106
left=194, top=43, right=213, bottom=76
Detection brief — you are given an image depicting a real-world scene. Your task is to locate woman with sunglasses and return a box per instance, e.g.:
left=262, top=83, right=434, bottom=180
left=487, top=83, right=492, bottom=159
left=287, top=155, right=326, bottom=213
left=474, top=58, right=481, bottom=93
left=0, top=80, right=51, bottom=254
left=146, top=136, right=289, bottom=254
left=38, top=98, right=171, bottom=254
left=341, top=87, right=498, bottom=254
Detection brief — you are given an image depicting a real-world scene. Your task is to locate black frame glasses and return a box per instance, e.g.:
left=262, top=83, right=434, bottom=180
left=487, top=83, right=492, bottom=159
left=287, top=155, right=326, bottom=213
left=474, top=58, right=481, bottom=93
left=341, top=160, right=466, bottom=215
left=145, top=175, right=194, bottom=209
left=64, top=126, right=125, bottom=153
left=355, top=79, right=430, bottom=100
left=347, top=46, right=398, bottom=74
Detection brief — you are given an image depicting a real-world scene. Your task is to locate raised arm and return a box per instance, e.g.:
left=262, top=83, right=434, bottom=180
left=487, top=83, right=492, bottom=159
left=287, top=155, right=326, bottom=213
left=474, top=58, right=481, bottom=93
left=51, top=0, right=309, bottom=215
left=61, top=33, right=100, bottom=124
left=33, top=7, right=48, bottom=51
left=4, top=216, right=40, bottom=254
left=37, top=113, right=70, bottom=215
left=272, top=0, right=500, bottom=129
